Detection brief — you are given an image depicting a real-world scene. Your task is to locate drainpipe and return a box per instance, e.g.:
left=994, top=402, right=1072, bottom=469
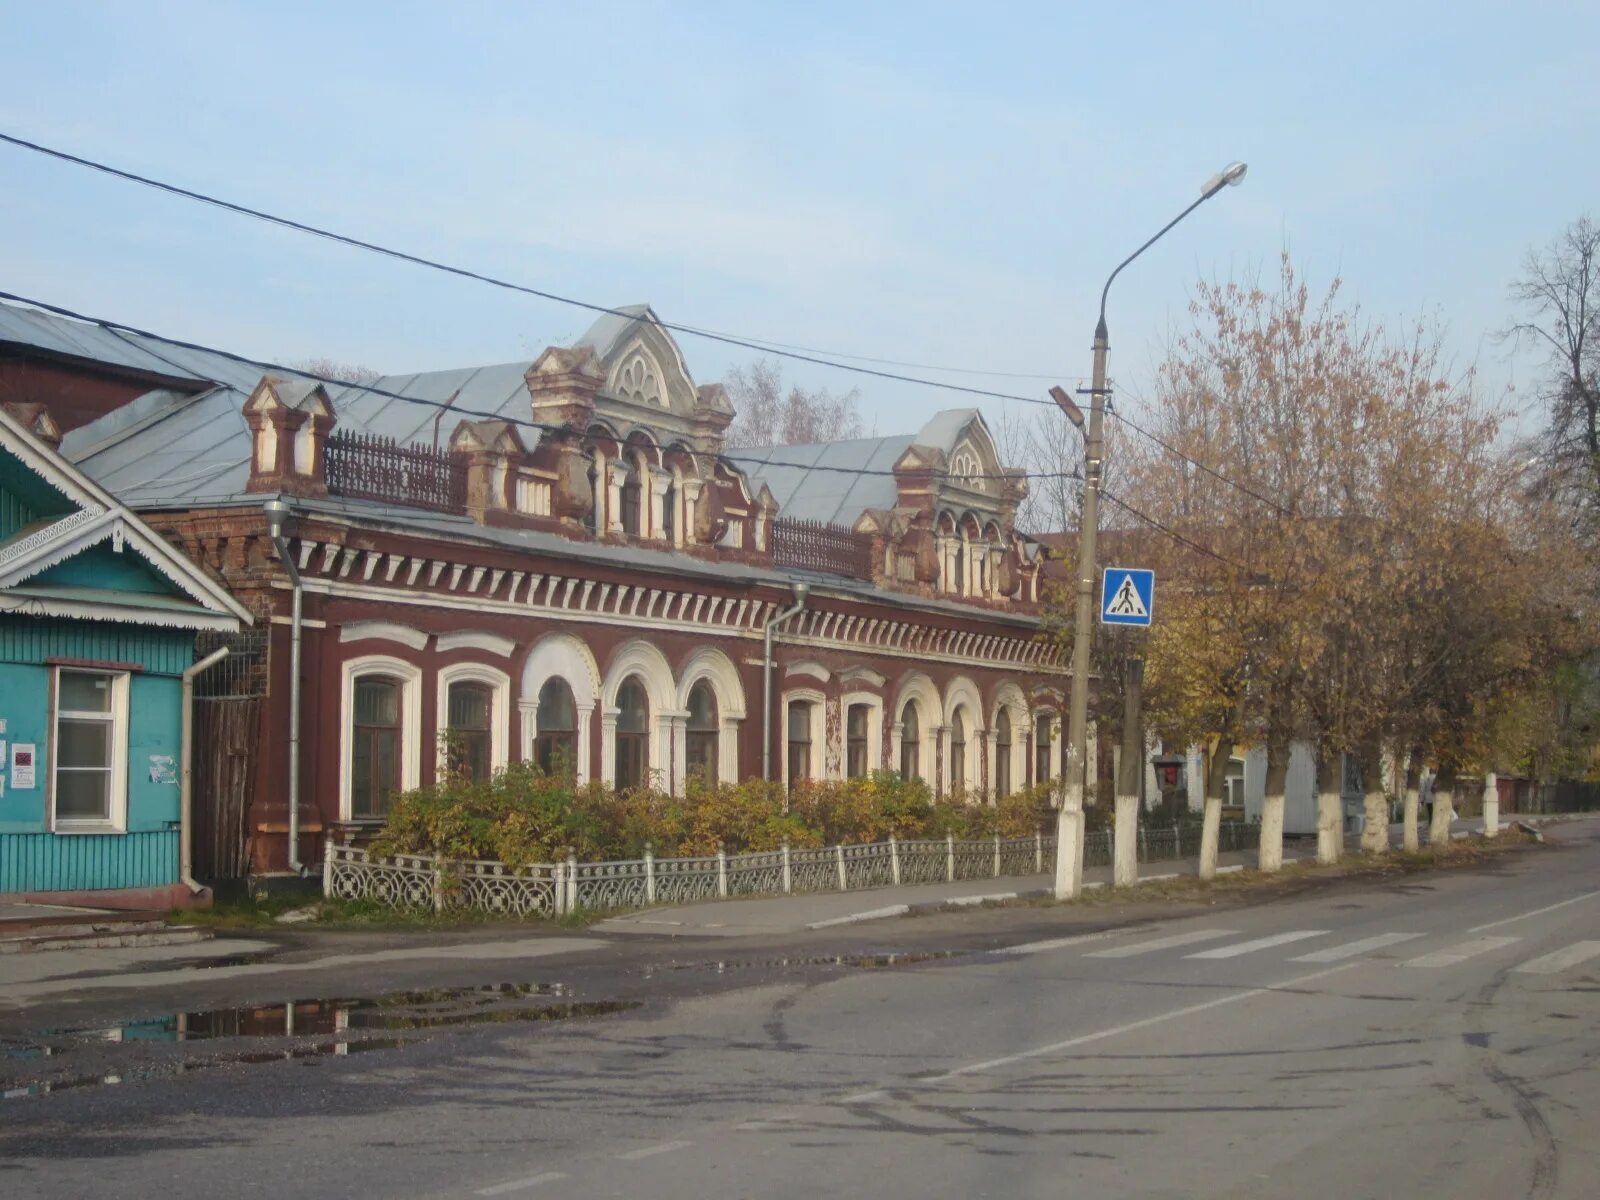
left=263, top=498, right=305, bottom=873
left=180, top=646, right=230, bottom=897
left=762, top=583, right=809, bottom=782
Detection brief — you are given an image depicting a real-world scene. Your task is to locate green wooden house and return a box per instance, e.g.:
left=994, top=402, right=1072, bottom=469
left=0, top=403, right=249, bottom=909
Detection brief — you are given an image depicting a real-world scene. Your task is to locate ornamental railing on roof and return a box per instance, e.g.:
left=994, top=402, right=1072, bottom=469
left=324, top=431, right=468, bottom=516
left=771, top=516, right=874, bottom=580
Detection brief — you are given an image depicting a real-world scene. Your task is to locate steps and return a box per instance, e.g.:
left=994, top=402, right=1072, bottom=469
left=0, top=914, right=214, bottom=955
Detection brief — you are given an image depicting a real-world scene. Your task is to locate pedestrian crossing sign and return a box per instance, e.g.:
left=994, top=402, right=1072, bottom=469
left=1101, top=567, right=1154, bottom=626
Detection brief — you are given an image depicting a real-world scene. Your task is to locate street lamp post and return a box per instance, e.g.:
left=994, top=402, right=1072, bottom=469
left=1051, top=161, right=1248, bottom=901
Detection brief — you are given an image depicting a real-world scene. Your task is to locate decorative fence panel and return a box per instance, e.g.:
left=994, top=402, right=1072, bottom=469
left=770, top=517, right=874, bottom=580
left=324, top=822, right=1260, bottom=917
left=325, top=430, right=469, bottom=515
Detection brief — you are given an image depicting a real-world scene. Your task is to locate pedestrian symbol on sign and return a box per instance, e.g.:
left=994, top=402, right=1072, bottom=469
left=1100, top=567, right=1154, bottom=627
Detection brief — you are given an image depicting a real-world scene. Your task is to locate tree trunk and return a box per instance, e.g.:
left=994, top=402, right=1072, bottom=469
left=1259, top=739, right=1288, bottom=873
left=1198, top=734, right=1232, bottom=880
left=1482, top=771, right=1499, bottom=838
left=1316, top=748, right=1343, bottom=866
left=1360, top=741, right=1388, bottom=854
left=1402, top=748, right=1422, bottom=853
left=1113, top=659, right=1143, bottom=887
left=1430, top=764, right=1457, bottom=848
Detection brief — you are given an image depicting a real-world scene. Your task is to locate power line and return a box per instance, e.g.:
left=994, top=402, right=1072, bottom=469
left=1101, top=487, right=1248, bottom=570
left=0, top=289, right=1064, bottom=485
left=0, top=129, right=1282, bottom=515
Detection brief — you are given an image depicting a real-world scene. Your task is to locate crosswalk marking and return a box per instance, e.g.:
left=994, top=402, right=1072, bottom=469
left=1085, top=928, right=1239, bottom=958
left=1187, top=930, right=1329, bottom=960
left=1289, top=932, right=1426, bottom=963
left=1403, top=935, right=1520, bottom=968
left=1512, top=940, right=1600, bottom=976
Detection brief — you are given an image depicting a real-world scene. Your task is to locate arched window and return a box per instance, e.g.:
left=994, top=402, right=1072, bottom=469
left=787, top=699, right=814, bottom=787
left=1034, top=713, right=1053, bottom=785
left=352, top=676, right=402, bottom=817
left=535, top=677, right=577, bottom=777
left=663, top=474, right=677, bottom=543
left=846, top=702, right=870, bottom=779
left=951, top=538, right=965, bottom=595
left=587, top=457, right=603, bottom=533
left=620, top=463, right=642, bottom=537
left=995, top=709, right=1013, bottom=797
left=951, top=710, right=967, bottom=792
left=685, top=680, right=718, bottom=783
left=900, top=700, right=921, bottom=781
left=445, top=681, right=492, bottom=781
left=615, top=677, right=649, bottom=790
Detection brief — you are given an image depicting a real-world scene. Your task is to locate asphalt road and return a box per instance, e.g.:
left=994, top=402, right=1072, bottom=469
left=4, top=822, right=1598, bottom=1199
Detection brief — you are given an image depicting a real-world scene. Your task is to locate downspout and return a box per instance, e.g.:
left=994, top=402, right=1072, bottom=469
left=762, top=583, right=809, bottom=782
left=263, top=498, right=305, bottom=873
left=180, top=646, right=230, bottom=897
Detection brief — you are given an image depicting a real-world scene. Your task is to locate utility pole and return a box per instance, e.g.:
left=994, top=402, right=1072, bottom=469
left=1050, top=161, right=1248, bottom=901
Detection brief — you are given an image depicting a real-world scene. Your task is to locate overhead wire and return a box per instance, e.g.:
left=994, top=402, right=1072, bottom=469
left=1, top=129, right=1283, bottom=512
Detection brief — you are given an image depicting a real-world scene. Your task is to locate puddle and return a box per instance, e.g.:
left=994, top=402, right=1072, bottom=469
left=649, top=950, right=963, bottom=977
left=3, top=984, right=639, bottom=1101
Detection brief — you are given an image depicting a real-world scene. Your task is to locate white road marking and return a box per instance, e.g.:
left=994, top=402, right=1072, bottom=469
left=615, top=1140, right=692, bottom=1161
left=1403, top=936, right=1521, bottom=968
left=1187, top=930, right=1328, bottom=959
left=1289, top=932, right=1425, bottom=963
left=1468, top=890, right=1600, bottom=933
left=1085, top=928, right=1238, bottom=959
left=924, top=962, right=1357, bottom=1082
left=1512, top=940, right=1600, bottom=976
left=991, top=930, right=1123, bottom=956
left=840, top=1090, right=887, bottom=1104
left=475, top=1171, right=567, bottom=1195
left=805, top=904, right=910, bottom=929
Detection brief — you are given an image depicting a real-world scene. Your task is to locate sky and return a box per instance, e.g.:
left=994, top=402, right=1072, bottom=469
left=2, top=1, right=1596, bottom=447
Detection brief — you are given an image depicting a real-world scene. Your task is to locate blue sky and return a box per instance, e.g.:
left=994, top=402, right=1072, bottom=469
left=2, top=1, right=1596, bottom=443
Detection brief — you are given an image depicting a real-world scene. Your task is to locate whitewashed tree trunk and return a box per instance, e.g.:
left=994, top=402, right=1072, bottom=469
left=1482, top=772, right=1499, bottom=837
left=1361, top=743, right=1388, bottom=854
left=1316, top=751, right=1343, bottom=866
left=1429, top=771, right=1455, bottom=847
left=1198, top=793, right=1223, bottom=879
left=1114, top=793, right=1139, bottom=886
left=1402, top=751, right=1422, bottom=853
left=1258, top=742, right=1288, bottom=873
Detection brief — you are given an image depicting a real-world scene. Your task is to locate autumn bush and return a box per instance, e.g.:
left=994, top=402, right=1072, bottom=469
left=371, top=768, right=1059, bottom=866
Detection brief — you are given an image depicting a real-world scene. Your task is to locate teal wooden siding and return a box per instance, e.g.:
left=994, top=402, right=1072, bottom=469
left=0, top=830, right=178, bottom=893
left=0, top=616, right=193, bottom=675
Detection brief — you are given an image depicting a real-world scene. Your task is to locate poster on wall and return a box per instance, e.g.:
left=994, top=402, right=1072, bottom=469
left=11, top=743, right=37, bottom=789
left=149, top=755, right=177, bottom=785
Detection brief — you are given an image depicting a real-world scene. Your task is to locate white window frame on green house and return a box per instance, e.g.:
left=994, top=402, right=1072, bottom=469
left=51, top=666, right=131, bottom=833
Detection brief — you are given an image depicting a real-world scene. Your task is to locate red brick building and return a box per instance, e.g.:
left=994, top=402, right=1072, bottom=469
left=1, top=300, right=1069, bottom=877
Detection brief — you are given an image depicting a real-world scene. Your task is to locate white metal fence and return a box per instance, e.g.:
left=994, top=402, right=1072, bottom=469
left=324, top=820, right=1260, bottom=918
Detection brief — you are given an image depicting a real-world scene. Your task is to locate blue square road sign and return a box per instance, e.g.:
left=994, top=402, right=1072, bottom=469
left=1101, top=567, right=1154, bottom=626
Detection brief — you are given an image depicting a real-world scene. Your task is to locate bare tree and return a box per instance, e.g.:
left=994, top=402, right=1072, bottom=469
left=1508, top=216, right=1600, bottom=524
left=723, top=358, right=866, bottom=447
left=290, top=357, right=382, bottom=386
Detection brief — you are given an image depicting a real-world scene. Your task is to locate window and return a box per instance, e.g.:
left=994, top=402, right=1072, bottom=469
left=900, top=701, right=921, bottom=781
left=53, top=669, right=127, bottom=827
left=847, top=703, right=870, bottom=779
left=352, top=676, right=402, bottom=818
left=686, top=680, right=718, bottom=783
left=1035, top=713, right=1053, bottom=786
left=620, top=464, right=642, bottom=536
left=995, top=709, right=1012, bottom=797
left=663, top=479, right=677, bottom=543
left=951, top=710, right=967, bottom=792
left=588, top=458, right=603, bottom=533
left=615, top=677, right=649, bottom=791
left=951, top=539, right=964, bottom=594
left=535, top=677, right=577, bottom=777
left=787, top=700, right=814, bottom=787
left=445, top=681, right=492, bottom=781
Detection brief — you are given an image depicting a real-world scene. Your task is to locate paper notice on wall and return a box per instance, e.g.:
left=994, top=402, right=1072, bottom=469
left=11, top=743, right=36, bottom=789
left=148, top=754, right=177, bottom=785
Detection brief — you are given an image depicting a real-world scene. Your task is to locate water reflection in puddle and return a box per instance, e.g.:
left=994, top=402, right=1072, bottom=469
left=647, top=950, right=963, bottom=978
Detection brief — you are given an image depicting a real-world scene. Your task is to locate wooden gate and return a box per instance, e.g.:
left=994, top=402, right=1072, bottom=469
left=191, top=631, right=267, bottom=881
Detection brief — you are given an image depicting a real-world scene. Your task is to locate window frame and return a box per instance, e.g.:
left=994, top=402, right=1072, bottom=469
left=341, top=655, right=422, bottom=822
left=435, top=662, right=510, bottom=783
left=900, top=699, right=923, bottom=782
left=614, top=675, right=651, bottom=792
left=840, top=692, right=884, bottom=780
left=50, top=666, right=130, bottom=833
left=780, top=688, right=827, bottom=787
left=533, top=676, right=579, bottom=778
left=684, top=679, right=720, bottom=785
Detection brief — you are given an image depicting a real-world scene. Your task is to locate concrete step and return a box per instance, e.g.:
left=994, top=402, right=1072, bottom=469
left=0, top=925, right=214, bottom=954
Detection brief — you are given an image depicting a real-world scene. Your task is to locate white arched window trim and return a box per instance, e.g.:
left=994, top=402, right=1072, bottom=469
left=780, top=686, right=828, bottom=786
left=436, top=662, right=511, bottom=780
left=601, top=640, right=678, bottom=790
left=890, top=673, right=941, bottom=787
left=340, top=654, right=423, bottom=822
left=520, top=633, right=601, bottom=785
left=674, top=648, right=746, bottom=787
left=989, top=683, right=1030, bottom=799
left=838, top=690, right=885, bottom=777
left=943, top=676, right=985, bottom=799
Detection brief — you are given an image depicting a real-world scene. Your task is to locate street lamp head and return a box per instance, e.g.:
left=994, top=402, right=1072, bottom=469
left=1201, top=161, right=1248, bottom=198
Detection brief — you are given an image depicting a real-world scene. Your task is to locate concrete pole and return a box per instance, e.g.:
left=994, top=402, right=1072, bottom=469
left=1482, top=771, right=1499, bottom=838
left=1112, top=658, right=1142, bottom=887
left=1315, top=750, right=1343, bottom=866
left=1258, top=742, right=1288, bottom=873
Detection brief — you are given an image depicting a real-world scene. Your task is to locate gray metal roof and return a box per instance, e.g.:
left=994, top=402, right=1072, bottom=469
left=573, top=304, right=655, bottom=361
